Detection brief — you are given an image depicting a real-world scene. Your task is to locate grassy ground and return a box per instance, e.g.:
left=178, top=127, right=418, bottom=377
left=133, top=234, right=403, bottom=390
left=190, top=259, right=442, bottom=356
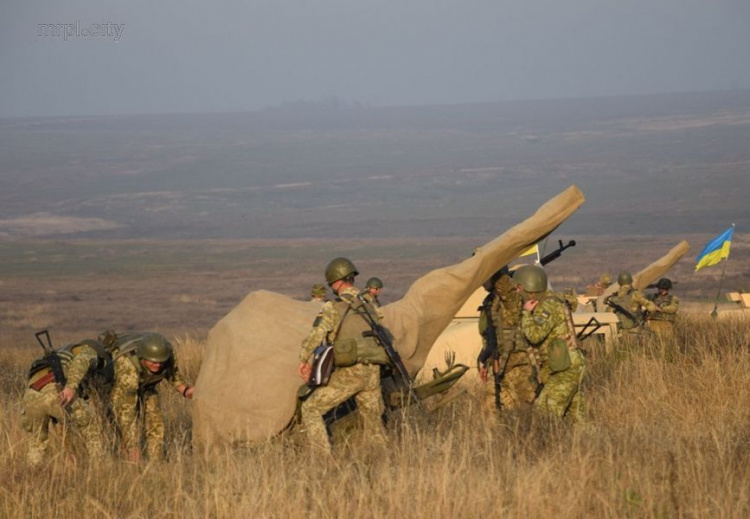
left=1, top=315, right=749, bottom=517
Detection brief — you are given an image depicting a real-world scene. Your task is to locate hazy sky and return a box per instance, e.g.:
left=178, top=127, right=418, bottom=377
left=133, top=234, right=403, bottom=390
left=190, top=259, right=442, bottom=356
left=2, top=0, right=749, bottom=118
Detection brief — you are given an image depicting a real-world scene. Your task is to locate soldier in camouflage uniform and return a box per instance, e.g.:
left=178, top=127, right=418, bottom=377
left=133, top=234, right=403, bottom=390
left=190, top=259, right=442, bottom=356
left=108, top=332, right=193, bottom=462
left=647, top=278, right=680, bottom=335
left=311, top=284, right=328, bottom=303
left=605, top=271, right=656, bottom=335
left=298, top=258, right=387, bottom=455
left=477, top=267, right=536, bottom=411
left=362, top=277, right=384, bottom=309
left=20, top=338, right=113, bottom=465
left=517, top=265, right=586, bottom=422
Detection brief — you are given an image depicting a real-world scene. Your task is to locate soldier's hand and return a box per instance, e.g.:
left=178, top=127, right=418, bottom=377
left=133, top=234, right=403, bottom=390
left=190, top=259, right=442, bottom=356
left=58, top=386, right=76, bottom=407
left=299, top=362, right=312, bottom=382
left=478, top=366, right=489, bottom=383
left=523, top=300, right=539, bottom=312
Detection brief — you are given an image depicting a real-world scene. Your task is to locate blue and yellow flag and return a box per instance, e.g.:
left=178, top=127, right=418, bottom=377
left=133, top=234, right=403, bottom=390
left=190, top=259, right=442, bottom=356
left=695, top=225, right=734, bottom=272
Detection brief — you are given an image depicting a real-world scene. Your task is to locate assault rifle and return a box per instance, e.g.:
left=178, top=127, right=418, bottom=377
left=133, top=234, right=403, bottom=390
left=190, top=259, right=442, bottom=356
left=539, top=240, right=576, bottom=266
left=604, top=297, right=645, bottom=328
left=476, top=293, right=511, bottom=410
left=34, top=330, right=66, bottom=388
left=356, top=295, right=424, bottom=411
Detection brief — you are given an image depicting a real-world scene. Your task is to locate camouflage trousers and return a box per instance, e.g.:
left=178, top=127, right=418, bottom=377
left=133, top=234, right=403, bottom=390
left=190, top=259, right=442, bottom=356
left=483, top=351, right=537, bottom=411
left=20, top=384, right=105, bottom=465
left=300, top=363, right=386, bottom=454
left=535, top=349, right=586, bottom=423
left=136, top=390, right=166, bottom=460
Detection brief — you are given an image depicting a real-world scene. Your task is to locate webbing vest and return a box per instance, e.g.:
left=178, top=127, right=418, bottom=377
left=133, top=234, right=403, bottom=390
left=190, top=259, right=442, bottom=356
left=27, top=340, right=114, bottom=393
left=331, top=297, right=389, bottom=366
left=609, top=288, right=642, bottom=330
left=649, top=294, right=677, bottom=322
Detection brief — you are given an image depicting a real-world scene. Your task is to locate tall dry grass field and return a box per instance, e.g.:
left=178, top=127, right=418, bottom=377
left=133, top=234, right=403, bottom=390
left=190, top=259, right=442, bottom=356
left=1, top=315, right=749, bottom=517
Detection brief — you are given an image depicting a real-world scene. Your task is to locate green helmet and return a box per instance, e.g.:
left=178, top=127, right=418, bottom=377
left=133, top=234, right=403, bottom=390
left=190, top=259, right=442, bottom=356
left=513, top=265, right=548, bottom=293
left=365, top=277, right=383, bottom=289
left=618, top=271, right=633, bottom=286
left=324, top=257, right=359, bottom=285
left=656, top=278, right=672, bottom=290
left=136, top=334, right=172, bottom=363
left=311, top=284, right=327, bottom=297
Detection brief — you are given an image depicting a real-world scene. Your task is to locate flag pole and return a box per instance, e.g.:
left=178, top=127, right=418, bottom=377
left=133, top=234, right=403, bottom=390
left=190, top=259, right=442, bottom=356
left=710, top=223, right=735, bottom=318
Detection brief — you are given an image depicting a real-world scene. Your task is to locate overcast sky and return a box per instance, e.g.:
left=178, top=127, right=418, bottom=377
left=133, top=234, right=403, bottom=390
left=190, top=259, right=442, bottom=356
left=2, top=0, right=749, bottom=118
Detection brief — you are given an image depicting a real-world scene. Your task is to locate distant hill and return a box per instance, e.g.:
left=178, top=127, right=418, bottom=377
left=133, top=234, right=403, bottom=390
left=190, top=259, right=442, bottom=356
left=1, top=90, right=749, bottom=240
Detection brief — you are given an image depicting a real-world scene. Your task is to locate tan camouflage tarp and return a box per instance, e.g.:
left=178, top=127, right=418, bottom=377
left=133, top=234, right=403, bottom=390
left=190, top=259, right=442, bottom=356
left=596, top=240, right=690, bottom=310
left=193, top=185, right=585, bottom=449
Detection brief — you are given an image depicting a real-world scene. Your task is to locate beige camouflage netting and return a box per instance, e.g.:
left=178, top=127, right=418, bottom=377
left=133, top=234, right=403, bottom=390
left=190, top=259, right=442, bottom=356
left=193, top=185, right=586, bottom=449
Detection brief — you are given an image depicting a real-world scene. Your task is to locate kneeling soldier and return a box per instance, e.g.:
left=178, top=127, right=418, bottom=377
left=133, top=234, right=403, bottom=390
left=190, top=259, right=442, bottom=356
left=108, top=332, right=193, bottom=462
left=21, top=336, right=113, bottom=465
left=298, top=258, right=388, bottom=455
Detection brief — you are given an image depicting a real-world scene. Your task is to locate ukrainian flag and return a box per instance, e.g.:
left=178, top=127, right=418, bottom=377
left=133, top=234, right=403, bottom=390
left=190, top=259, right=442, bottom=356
left=695, top=225, right=735, bottom=272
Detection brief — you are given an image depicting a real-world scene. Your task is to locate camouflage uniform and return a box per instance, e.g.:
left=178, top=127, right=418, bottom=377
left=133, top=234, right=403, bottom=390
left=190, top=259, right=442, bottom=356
left=300, top=286, right=387, bottom=454
left=109, top=333, right=188, bottom=461
left=647, top=292, right=680, bottom=335
left=606, top=284, right=656, bottom=334
left=20, top=343, right=107, bottom=465
left=479, top=274, right=536, bottom=411
left=521, top=292, right=586, bottom=422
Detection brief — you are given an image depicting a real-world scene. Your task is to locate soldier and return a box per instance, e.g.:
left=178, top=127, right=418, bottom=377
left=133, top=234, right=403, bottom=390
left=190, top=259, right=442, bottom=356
left=362, top=277, right=384, bottom=308
left=20, top=337, right=113, bottom=465
left=517, top=265, right=586, bottom=422
left=311, top=283, right=328, bottom=303
left=605, top=271, right=656, bottom=334
left=477, top=267, right=536, bottom=411
left=108, top=332, right=194, bottom=462
left=585, top=274, right=612, bottom=297
left=647, top=278, right=680, bottom=335
left=298, top=258, right=388, bottom=455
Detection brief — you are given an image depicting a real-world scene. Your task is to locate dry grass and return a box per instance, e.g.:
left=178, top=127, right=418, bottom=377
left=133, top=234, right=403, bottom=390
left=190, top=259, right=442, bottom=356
left=0, top=316, right=749, bottom=517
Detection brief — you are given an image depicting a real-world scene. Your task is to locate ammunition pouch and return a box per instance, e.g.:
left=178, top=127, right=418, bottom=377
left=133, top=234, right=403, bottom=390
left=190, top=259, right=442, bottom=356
left=548, top=338, right=572, bottom=373
left=332, top=336, right=390, bottom=367
left=333, top=338, right=358, bottom=367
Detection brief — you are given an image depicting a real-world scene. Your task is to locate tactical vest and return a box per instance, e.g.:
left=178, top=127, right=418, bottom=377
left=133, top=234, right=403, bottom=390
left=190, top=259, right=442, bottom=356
left=27, top=340, right=114, bottom=394
left=649, top=294, right=677, bottom=322
left=608, top=288, right=642, bottom=330
left=331, top=299, right=389, bottom=366
left=113, top=333, right=175, bottom=389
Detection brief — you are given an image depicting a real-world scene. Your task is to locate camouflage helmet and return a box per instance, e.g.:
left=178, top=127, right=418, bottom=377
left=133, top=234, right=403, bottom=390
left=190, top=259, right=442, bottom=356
left=136, top=334, right=172, bottom=363
left=599, top=274, right=612, bottom=286
left=656, top=278, right=673, bottom=290
left=324, top=257, right=359, bottom=285
left=618, top=271, right=633, bottom=286
left=365, top=277, right=383, bottom=289
left=311, top=284, right=327, bottom=297
left=513, top=265, right=548, bottom=293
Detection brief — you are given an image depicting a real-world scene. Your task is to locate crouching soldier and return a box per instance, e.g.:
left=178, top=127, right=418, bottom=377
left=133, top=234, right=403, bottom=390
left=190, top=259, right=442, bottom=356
left=298, top=257, right=388, bottom=455
left=20, top=335, right=113, bottom=465
left=516, top=265, right=586, bottom=423
left=108, top=332, right=194, bottom=462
